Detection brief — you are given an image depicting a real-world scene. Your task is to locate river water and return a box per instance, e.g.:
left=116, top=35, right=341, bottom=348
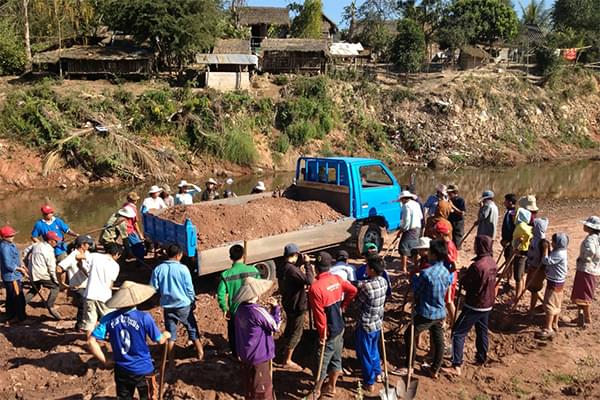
left=1, top=159, right=598, bottom=243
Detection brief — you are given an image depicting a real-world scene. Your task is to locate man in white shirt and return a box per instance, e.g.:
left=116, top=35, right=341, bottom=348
left=82, top=243, right=122, bottom=335
left=174, top=180, right=202, bottom=206
left=397, top=190, right=424, bottom=274
left=24, top=231, right=62, bottom=320
left=330, top=250, right=356, bottom=282
left=141, top=185, right=167, bottom=214
left=58, top=235, right=93, bottom=331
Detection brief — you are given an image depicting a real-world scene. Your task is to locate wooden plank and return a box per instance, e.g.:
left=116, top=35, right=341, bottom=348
left=196, top=218, right=355, bottom=275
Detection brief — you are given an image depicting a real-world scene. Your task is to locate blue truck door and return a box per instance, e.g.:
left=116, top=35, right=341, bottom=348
left=354, top=162, right=402, bottom=230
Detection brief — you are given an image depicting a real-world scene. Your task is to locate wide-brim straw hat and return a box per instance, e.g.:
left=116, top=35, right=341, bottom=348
left=106, top=281, right=156, bottom=309
left=127, top=191, right=140, bottom=201
left=233, top=277, right=274, bottom=305
left=177, top=180, right=189, bottom=188
left=582, top=216, right=600, bottom=231
left=519, top=195, right=539, bottom=212
left=148, top=185, right=163, bottom=194
left=254, top=181, right=266, bottom=191
left=399, top=190, right=417, bottom=200
left=118, top=207, right=136, bottom=219
left=206, top=178, right=217, bottom=185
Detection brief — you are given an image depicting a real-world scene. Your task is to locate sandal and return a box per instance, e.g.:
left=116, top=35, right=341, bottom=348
left=376, top=374, right=384, bottom=383
left=535, top=329, right=555, bottom=340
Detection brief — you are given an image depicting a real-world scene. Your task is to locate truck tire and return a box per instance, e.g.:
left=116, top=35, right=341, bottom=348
left=255, top=260, right=277, bottom=281
left=357, top=222, right=384, bottom=255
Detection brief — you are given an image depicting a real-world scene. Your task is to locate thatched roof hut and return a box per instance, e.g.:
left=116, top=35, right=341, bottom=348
left=238, top=6, right=290, bottom=26
left=261, top=38, right=330, bottom=74
left=213, top=39, right=251, bottom=55
left=459, top=46, right=492, bottom=70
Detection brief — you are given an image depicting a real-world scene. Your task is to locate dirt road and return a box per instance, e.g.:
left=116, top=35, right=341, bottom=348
left=1, top=198, right=599, bottom=399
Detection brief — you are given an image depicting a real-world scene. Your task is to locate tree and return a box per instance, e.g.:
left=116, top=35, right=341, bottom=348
left=341, top=0, right=357, bottom=39
left=291, top=0, right=322, bottom=39
left=100, top=0, right=223, bottom=71
left=391, top=18, right=425, bottom=79
left=438, top=0, right=518, bottom=49
left=520, top=0, right=550, bottom=29
left=351, top=0, right=399, bottom=57
left=0, top=18, right=26, bottom=75
left=552, top=0, right=600, bottom=34
left=399, top=0, right=447, bottom=62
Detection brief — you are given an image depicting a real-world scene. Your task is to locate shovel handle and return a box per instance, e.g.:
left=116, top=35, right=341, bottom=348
left=158, top=340, right=168, bottom=400
left=380, top=331, right=391, bottom=396
left=313, top=331, right=327, bottom=399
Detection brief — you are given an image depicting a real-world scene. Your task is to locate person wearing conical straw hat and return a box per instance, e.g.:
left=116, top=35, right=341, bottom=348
left=233, top=277, right=281, bottom=400
left=570, top=216, right=600, bottom=327
left=88, top=281, right=170, bottom=400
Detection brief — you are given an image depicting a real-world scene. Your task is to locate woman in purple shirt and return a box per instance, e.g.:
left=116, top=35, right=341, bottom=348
left=234, top=277, right=281, bottom=400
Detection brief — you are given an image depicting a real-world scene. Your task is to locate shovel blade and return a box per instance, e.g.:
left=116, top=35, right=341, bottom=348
left=396, top=378, right=419, bottom=400
left=379, top=387, right=398, bottom=400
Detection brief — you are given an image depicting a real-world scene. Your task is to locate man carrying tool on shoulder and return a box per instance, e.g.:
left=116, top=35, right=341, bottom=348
left=309, top=251, right=357, bottom=397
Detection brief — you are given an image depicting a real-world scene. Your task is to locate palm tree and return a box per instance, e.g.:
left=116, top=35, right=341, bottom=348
left=520, top=0, right=550, bottom=28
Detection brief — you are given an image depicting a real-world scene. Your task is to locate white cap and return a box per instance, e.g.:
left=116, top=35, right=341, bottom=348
left=148, top=185, right=162, bottom=194
left=254, top=181, right=266, bottom=192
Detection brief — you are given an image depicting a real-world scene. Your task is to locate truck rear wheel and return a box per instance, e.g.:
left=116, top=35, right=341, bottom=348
left=357, top=223, right=383, bottom=255
left=255, top=260, right=277, bottom=281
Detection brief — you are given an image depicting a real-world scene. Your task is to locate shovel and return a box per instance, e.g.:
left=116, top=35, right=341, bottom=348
left=379, top=331, right=397, bottom=400
left=158, top=340, right=169, bottom=400
left=396, top=315, right=418, bottom=400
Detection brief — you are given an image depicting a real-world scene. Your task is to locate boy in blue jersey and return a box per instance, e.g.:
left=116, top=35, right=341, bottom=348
left=31, top=204, right=78, bottom=262
left=88, top=281, right=170, bottom=400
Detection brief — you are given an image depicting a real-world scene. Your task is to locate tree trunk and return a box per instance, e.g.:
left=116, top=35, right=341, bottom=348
left=53, top=0, right=63, bottom=78
left=23, top=0, right=32, bottom=71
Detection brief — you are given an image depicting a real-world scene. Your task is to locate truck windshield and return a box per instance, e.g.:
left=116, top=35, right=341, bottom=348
left=360, top=165, right=393, bottom=187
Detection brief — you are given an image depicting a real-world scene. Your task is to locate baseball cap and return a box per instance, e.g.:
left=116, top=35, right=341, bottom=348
left=44, top=231, right=61, bottom=241
left=316, top=251, right=333, bottom=268
left=283, top=243, right=300, bottom=257
left=363, top=242, right=379, bottom=255
left=41, top=205, right=54, bottom=214
left=75, top=235, right=94, bottom=247
left=336, top=249, right=349, bottom=261
left=0, top=225, right=17, bottom=238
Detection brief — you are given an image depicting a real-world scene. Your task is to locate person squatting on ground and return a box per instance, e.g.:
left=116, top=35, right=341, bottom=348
left=31, top=204, right=78, bottom=263
left=397, top=190, right=423, bottom=274
left=355, top=256, right=388, bottom=393
left=309, top=251, right=358, bottom=397
left=403, top=239, right=452, bottom=379
left=24, top=231, right=62, bottom=320
left=570, top=216, right=600, bottom=327
left=512, top=208, right=533, bottom=306
left=82, top=243, right=122, bottom=336
left=444, top=236, right=497, bottom=376
left=150, top=244, right=204, bottom=365
left=525, top=218, right=550, bottom=315
left=447, top=185, right=467, bottom=250
left=234, top=277, right=281, bottom=400
left=537, top=233, right=569, bottom=340
left=217, top=244, right=260, bottom=358
left=99, top=208, right=132, bottom=249
left=278, top=243, right=314, bottom=371
left=0, top=225, right=27, bottom=323
left=87, top=281, right=170, bottom=400
left=58, top=235, right=94, bottom=331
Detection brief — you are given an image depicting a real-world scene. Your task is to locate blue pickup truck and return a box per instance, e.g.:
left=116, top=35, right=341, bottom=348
left=143, top=156, right=403, bottom=279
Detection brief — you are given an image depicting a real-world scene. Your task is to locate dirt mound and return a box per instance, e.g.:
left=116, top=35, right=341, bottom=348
left=158, top=197, right=344, bottom=250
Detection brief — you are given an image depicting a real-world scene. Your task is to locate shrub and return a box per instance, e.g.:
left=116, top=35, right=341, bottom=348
left=272, top=133, right=290, bottom=154
left=0, top=20, right=26, bottom=75
left=273, top=75, right=289, bottom=86
left=222, top=126, right=257, bottom=165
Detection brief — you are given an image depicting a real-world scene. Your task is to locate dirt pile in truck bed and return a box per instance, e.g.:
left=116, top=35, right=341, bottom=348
left=157, top=197, right=344, bottom=250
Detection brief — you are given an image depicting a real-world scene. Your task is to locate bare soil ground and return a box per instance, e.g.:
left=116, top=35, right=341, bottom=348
left=1, top=198, right=600, bottom=399
left=158, top=197, right=343, bottom=250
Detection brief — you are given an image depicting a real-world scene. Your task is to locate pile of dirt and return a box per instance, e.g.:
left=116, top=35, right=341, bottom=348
left=157, top=197, right=344, bottom=250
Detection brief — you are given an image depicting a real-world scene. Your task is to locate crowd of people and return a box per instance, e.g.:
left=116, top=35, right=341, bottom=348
left=0, top=181, right=599, bottom=400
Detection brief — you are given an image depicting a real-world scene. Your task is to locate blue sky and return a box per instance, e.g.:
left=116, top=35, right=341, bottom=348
left=247, top=0, right=533, bottom=26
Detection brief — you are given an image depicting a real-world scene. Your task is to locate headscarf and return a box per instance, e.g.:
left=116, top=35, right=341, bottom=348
left=474, top=235, right=493, bottom=259
left=527, top=217, right=548, bottom=267
left=436, top=200, right=453, bottom=220
left=514, top=208, right=532, bottom=225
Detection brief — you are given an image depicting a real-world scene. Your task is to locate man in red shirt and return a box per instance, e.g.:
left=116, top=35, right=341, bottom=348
left=309, top=251, right=358, bottom=397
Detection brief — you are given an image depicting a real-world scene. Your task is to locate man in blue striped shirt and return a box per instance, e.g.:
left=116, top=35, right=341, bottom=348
left=403, top=239, right=452, bottom=378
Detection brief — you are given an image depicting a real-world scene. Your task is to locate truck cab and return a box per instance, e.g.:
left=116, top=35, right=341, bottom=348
left=290, top=157, right=402, bottom=251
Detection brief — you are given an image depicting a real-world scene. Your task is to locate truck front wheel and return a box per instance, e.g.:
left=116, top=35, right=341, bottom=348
left=357, top=223, right=384, bottom=255
left=255, top=260, right=277, bottom=281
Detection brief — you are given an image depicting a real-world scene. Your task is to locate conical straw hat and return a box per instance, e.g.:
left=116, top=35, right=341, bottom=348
left=106, top=281, right=156, bottom=309
left=233, top=277, right=274, bottom=305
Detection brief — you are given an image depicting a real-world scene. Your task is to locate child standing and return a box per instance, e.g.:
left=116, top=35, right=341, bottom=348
left=537, top=233, right=569, bottom=340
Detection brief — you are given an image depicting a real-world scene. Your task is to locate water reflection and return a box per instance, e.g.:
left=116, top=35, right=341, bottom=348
left=1, top=159, right=598, bottom=243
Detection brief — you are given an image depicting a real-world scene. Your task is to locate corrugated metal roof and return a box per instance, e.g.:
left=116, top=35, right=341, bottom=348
left=195, top=54, right=258, bottom=66
left=330, top=42, right=364, bottom=57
